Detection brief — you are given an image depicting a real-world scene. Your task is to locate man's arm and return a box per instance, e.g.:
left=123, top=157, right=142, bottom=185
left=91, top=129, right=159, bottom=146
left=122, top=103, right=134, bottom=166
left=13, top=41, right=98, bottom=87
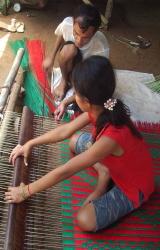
left=43, top=35, right=64, bottom=80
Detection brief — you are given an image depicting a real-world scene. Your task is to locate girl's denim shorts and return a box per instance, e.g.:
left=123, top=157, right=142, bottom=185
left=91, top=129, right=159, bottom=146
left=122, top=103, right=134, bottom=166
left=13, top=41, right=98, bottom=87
left=75, top=132, right=143, bottom=231
left=75, top=132, right=94, bottom=154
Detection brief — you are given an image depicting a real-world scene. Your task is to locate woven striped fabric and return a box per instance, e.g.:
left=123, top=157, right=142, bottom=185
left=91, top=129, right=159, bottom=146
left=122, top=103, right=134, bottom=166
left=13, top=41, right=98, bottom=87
left=10, top=39, right=55, bottom=116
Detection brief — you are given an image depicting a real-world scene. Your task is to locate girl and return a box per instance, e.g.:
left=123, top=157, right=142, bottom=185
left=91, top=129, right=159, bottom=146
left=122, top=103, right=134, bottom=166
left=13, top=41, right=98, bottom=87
left=5, top=56, right=154, bottom=232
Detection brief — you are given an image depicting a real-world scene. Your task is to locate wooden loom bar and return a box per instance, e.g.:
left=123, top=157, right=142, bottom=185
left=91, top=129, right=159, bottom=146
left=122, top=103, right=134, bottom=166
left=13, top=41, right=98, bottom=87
left=4, top=107, right=34, bottom=250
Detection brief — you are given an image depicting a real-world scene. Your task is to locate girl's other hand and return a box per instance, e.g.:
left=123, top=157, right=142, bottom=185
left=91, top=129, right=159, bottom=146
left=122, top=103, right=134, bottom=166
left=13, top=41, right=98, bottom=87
left=9, top=143, right=32, bottom=166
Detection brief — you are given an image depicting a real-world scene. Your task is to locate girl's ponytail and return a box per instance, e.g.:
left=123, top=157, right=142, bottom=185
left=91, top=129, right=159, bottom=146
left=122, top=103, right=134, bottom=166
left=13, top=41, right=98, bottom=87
left=95, top=99, right=142, bottom=139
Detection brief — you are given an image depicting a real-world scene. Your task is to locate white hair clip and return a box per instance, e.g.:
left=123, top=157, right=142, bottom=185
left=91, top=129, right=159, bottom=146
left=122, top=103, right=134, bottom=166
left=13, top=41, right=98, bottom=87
left=104, top=98, right=117, bottom=111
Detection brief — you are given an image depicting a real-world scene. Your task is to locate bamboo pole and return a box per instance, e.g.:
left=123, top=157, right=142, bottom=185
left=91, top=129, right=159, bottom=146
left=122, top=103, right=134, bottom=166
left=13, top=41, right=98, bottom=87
left=0, top=70, right=24, bottom=150
left=104, top=0, right=113, bottom=28
left=5, top=69, right=24, bottom=112
left=0, top=48, right=24, bottom=113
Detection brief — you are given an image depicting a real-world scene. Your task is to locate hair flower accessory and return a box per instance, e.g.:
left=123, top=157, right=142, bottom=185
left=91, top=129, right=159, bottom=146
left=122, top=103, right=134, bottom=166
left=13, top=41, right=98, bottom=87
left=104, top=98, right=117, bottom=111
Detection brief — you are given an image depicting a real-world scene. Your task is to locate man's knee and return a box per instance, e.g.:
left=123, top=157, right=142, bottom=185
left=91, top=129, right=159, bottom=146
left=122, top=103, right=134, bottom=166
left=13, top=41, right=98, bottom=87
left=59, top=43, right=78, bottom=62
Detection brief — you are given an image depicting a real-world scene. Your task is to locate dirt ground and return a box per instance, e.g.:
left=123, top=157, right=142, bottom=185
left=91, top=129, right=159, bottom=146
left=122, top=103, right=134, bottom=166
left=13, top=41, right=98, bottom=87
left=0, top=0, right=160, bottom=89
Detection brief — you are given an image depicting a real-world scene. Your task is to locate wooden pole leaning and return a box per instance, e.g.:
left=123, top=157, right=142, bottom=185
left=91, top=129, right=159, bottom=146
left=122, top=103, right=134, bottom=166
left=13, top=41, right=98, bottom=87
left=0, top=48, right=24, bottom=113
left=0, top=69, right=24, bottom=150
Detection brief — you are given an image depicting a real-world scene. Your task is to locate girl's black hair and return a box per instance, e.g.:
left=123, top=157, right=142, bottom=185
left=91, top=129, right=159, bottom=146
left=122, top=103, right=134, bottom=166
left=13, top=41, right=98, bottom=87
left=72, top=56, right=142, bottom=139
left=73, top=3, right=101, bottom=30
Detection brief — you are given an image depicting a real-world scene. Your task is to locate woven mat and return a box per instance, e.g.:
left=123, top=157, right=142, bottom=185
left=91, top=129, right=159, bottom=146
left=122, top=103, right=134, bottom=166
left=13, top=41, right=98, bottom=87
left=60, top=124, right=160, bottom=249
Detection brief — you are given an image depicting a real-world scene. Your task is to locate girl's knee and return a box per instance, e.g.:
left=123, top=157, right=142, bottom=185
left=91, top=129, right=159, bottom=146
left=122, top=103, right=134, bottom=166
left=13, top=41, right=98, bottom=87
left=76, top=204, right=96, bottom=232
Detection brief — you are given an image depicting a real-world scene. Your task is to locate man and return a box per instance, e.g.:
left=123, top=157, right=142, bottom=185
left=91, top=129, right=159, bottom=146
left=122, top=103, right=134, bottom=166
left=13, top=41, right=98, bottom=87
left=43, top=3, right=109, bottom=120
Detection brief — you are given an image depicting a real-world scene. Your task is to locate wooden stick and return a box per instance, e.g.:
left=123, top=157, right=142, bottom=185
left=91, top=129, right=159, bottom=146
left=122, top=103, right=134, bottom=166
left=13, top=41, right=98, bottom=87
left=104, top=0, right=113, bottom=28
left=3, top=0, right=8, bottom=15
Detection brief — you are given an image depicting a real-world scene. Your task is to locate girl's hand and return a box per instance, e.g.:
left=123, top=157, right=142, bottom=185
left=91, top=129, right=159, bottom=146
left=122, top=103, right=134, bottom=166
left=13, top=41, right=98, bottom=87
left=4, top=183, right=29, bottom=203
left=9, top=142, right=32, bottom=166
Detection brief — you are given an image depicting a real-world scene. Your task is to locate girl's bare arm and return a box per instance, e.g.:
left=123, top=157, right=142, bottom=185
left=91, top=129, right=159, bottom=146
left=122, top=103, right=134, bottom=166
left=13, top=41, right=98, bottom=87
left=29, top=135, right=118, bottom=195
left=9, top=112, right=90, bottom=165
left=6, top=131, right=119, bottom=203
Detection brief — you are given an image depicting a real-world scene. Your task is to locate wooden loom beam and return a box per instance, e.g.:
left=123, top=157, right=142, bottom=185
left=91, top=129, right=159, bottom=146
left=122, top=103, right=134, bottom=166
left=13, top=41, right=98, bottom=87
left=4, top=107, right=34, bottom=250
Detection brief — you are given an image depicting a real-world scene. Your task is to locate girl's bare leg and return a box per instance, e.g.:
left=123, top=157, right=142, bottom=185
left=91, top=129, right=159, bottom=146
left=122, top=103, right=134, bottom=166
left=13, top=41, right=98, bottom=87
left=76, top=163, right=110, bottom=232
left=69, top=134, right=110, bottom=205
left=69, top=135, right=110, bottom=231
left=83, top=163, right=110, bottom=205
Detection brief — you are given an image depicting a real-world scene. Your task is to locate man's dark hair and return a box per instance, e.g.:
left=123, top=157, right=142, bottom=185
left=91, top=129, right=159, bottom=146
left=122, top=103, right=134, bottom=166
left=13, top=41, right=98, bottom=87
left=73, top=3, right=101, bottom=30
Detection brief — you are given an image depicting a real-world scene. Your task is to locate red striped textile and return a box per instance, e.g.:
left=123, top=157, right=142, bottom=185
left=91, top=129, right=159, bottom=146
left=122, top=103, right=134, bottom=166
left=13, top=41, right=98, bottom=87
left=27, top=40, right=55, bottom=113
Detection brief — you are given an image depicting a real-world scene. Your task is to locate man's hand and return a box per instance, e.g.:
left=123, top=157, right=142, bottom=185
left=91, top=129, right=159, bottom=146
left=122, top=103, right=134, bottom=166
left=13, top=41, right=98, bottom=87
left=54, top=101, right=66, bottom=121
left=54, top=78, right=68, bottom=101
left=43, top=57, right=53, bottom=82
left=9, top=142, right=32, bottom=166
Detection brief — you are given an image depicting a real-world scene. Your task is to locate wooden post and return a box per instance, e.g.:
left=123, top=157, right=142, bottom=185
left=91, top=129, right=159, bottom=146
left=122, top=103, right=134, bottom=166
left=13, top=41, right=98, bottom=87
left=104, top=0, right=113, bottom=29
left=3, top=0, right=8, bottom=15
